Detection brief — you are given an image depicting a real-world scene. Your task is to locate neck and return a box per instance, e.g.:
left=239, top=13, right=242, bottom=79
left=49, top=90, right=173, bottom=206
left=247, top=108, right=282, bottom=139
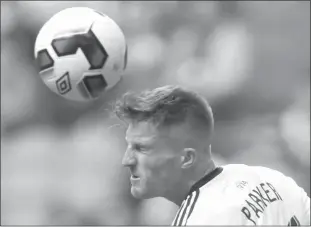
left=165, top=159, right=216, bottom=206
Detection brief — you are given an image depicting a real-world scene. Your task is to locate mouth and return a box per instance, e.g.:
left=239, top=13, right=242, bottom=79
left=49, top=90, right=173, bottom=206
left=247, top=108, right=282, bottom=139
left=130, top=174, right=140, bottom=180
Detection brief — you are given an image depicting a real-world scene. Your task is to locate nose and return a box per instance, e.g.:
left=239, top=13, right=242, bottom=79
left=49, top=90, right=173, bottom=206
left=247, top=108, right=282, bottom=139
left=122, top=147, right=137, bottom=167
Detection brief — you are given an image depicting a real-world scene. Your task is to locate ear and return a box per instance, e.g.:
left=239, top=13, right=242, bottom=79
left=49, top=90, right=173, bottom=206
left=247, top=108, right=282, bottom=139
left=180, top=148, right=196, bottom=169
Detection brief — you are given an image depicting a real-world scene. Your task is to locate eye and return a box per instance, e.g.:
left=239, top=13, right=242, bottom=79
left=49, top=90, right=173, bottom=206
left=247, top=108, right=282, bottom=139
left=133, top=144, right=148, bottom=152
left=134, top=144, right=144, bottom=152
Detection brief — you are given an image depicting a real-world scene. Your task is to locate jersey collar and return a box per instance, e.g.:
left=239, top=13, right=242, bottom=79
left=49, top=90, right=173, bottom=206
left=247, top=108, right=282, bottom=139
left=188, top=166, right=224, bottom=195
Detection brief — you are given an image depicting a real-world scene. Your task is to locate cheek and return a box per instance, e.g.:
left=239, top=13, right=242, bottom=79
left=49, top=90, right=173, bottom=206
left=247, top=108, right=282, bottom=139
left=137, top=156, right=159, bottom=177
left=144, top=155, right=178, bottom=180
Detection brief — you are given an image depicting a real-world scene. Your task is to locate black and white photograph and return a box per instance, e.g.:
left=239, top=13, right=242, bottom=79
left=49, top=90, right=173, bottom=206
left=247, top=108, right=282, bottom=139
left=1, top=1, right=310, bottom=225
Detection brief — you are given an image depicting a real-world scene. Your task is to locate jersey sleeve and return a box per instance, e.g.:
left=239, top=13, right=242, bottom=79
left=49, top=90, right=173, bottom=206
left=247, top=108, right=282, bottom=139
left=296, top=185, right=310, bottom=225
left=284, top=176, right=310, bottom=225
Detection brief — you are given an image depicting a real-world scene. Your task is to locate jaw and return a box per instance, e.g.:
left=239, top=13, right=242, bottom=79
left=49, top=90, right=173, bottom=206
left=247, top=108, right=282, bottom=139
left=161, top=175, right=190, bottom=205
left=130, top=179, right=162, bottom=200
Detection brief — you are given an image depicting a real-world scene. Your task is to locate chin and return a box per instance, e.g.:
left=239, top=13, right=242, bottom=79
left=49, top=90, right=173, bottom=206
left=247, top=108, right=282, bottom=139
left=131, top=186, right=155, bottom=200
left=131, top=186, right=146, bottom=199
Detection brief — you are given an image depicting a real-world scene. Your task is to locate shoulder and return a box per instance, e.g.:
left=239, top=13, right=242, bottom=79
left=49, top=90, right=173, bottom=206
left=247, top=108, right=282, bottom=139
left=188, top=195, right=252, bottom=225
left=186, top=165, right=251, bottom=225
left=186, top=164, right=290, bottom=225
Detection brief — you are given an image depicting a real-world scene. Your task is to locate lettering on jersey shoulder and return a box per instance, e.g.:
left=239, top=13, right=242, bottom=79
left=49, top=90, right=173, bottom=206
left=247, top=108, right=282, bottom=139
left=236, top=180, right=248, bottom=190
left=241, top=182, right=283, bottom=225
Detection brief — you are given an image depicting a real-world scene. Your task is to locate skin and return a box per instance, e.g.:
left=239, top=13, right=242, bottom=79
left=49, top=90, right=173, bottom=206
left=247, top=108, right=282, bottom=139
left=122, top=120, right=215, bottom=206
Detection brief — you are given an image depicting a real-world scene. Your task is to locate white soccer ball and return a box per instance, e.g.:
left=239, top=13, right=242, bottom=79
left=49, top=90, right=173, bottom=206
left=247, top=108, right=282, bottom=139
left=34, top=7, right=127, bottom=102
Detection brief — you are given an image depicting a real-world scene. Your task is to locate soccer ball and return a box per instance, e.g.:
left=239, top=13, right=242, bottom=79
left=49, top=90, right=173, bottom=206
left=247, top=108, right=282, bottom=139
left=34, top=7, right=127, bottom=102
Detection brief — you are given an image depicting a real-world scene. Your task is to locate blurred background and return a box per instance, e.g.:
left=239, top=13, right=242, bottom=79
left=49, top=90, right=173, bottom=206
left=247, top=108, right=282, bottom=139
left=1, top=1, right=310, bottom=225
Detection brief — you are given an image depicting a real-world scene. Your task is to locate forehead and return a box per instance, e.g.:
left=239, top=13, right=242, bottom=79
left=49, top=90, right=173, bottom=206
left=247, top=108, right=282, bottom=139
left=125, top=121, right=193, bottom=145
left=125, top=121, right=159, bottom=143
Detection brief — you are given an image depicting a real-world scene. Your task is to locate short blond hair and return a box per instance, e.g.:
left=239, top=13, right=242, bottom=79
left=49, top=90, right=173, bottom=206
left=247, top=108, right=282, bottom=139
left=114, top=85, right=214, bottom=137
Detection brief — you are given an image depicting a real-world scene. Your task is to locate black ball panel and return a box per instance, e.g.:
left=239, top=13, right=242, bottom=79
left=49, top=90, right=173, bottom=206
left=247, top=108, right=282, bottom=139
left=36, top=49, right=54, bottom=72
left=77, top=74, right=107, bottom=99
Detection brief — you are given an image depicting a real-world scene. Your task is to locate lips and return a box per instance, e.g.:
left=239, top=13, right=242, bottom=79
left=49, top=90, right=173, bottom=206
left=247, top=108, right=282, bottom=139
left=130, top=173, right=140, bottom=183
left=130, top=170, right=139, bottom=178
left=131, top=174, right=139, bottom=179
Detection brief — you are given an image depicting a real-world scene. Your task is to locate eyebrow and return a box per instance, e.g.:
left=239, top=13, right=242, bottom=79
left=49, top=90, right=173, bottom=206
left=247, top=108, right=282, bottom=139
left=125, top=136, right=156, bottom=144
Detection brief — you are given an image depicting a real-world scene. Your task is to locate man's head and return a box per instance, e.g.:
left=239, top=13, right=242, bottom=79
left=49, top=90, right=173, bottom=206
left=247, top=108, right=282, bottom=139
left=114, top=85, right=214, bottom=201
